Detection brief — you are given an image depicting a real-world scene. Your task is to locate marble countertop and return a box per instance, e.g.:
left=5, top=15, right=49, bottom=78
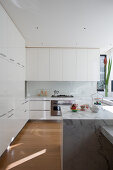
left=61, top=105, right=113, bottom=119
left=26, top=96, right=77, bottom=101
left=101, top=126, right=113, bottom=145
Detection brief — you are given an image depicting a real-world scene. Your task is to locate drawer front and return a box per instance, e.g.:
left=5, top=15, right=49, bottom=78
left=30, top=101, right=50, bottom=110
left=30, top=111, right=50, bottom=119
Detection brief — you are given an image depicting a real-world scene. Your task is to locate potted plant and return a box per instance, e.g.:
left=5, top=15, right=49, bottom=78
left=104, top=56, right=112, bottom=97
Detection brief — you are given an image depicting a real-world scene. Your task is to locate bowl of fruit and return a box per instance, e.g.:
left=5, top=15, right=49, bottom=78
left=71, top=104, right=78, bottom=112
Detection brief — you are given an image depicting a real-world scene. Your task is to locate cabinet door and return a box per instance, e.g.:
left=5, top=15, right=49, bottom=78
left=30, top=101, right=50, bottom=110
left=0, top=5, right=7, bottom=49
left=7, top=16, right=16, bottom=48
left=30, top=111, right=50, bottom=119
left=62, top=49, right=76, bottom=81
left=0, top=115, right=8, bottom=156
left=50, top=48, right=62, bottom=81
left=76, top=49, right=87, bottom=81
left=26, top=48, right=38, bottom=80
left=37, top=48, right=50, bottom=81
left=87, top=49, right=100, bottom=81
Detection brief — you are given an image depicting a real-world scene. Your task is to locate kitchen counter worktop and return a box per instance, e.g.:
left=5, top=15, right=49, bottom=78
left=101, top=126, right=113, bottom=145
left=61, top=105, right=113, bottom=119
left=27, top=96, right=76, bottom=101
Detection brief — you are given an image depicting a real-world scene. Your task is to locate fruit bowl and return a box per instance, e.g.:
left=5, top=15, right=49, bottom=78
left=71, top=109, right=78, bottom=112
left=71, top=104, right=78, bottom=112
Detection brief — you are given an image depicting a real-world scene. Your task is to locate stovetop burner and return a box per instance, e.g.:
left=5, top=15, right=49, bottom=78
left=51, top=95, right=74, bottom=98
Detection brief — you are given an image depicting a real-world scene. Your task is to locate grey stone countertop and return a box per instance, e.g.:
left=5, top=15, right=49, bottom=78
left=101, top=126, right=113, bottom=145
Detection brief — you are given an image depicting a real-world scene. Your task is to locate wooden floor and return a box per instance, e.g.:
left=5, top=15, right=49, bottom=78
left=0, top=120, right=62, bottom=170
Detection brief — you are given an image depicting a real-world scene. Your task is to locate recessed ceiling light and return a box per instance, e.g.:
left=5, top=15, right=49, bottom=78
left=35, top=26, right=38, bottom=30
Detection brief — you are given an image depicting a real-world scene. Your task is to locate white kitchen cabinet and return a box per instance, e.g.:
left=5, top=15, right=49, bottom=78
left=50, top=48, right=62, bottom=81
left=37, top=48, right=49, bottom=81
left=62, top=49, right=76, bottom=81
left=26, top=48, right=49, bottom=81
left=0, top=114, right=8, bottom=156
left=0, top=4, right=26, bottom=157
left=30, top=100, right=50, bottom=111
left=29, top=100, right=51, bottom=120
left=26, top=47, right=100, bottom=81
left=7, top=15, right=25, bottom=48
left=30, top=111, right=50, bottom=119
left=76, top=49, right=87, bottom=81
left=87, top=49, right=100, bottom=81
left=0, top=5, right=7, bottom=49
left=26, top=48, right=38, bottom=81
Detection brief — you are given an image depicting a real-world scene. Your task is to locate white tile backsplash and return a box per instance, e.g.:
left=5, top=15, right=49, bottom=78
left=26, top=81, right=97, bottom=97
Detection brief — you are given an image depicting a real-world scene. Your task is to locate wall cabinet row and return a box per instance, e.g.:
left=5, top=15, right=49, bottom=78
left=26, top=48, right=100, bottom=81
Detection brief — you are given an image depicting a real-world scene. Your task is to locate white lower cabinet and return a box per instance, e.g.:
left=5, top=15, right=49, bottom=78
left=30, top=100, right=50, bottom=110
left=30, top=111, right=50, bottom=119
left=0, top=114, right=8, bottom=156
left=0, top=101, right=29, bottom=157
left=29, top=100, right=51, bottom=120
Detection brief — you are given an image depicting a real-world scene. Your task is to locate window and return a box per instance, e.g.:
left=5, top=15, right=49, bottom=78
left=97, top=55, right=106, bottom=91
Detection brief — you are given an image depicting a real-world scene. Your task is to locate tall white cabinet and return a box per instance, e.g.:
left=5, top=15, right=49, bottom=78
left=0, top=4, right=28, bottom=157
left=26, top=48, right=100, bottom=81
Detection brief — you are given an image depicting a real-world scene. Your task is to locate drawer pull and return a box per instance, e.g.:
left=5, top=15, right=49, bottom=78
left=22, top=101, right=28, bottom=105
left=0, top=113, right=7, bottom=118
left=10, top=59, right=14, bottom=61
left=0, top=53, right=7, bottom=58
left=8, top=113, right=14, bottom=118
left=8, top=109, right=14, bottom=113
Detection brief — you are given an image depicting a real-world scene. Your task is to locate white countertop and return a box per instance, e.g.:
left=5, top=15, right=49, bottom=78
left=27, top=96, right=76, bottom=101
left=101, top=126, right=113, bottom=145
left=61, top=105, right=113, bottom=119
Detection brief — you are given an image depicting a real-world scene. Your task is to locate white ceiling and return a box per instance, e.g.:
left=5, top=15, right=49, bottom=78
left=0, top=0, right=113, bottom=52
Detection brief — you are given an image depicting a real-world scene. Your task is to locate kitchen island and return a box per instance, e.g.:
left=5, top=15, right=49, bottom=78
left=62, top=106, right=113, bottom=170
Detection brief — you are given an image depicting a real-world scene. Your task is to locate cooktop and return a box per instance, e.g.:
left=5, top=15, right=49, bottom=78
left=51, top=95, right=74, bottom=98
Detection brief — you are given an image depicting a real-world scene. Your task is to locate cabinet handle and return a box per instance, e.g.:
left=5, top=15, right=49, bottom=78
left=17, top=62, right=20, bottom=65
left=0, top=53, right=7, bottom=58
left=0, top=113, right=7, bottom=118
left=8, top=113, right=14, bottom=118
left=22, top=101, right=28, bottom=105
left=8, top=109, right=14, bottom=113
left=10, top=59, right=15, bottom=62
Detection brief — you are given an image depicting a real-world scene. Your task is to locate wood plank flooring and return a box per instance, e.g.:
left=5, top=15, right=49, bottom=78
left=0, top=120, right=62, bottom=170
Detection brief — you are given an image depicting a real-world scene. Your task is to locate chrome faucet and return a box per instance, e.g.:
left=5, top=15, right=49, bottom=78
left=54, top=90, right=59, bottom=96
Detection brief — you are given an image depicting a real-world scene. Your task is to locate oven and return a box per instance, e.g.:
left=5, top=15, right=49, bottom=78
left=51, top=100, right=74, bottom=116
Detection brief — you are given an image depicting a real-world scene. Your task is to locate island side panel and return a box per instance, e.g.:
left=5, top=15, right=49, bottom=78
left=63, top=119, right=113, bottom=170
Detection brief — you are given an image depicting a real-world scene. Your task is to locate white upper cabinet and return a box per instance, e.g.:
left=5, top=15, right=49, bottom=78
left=26, top=48, right=100, bottom=81
left=0, top=5, right=7, bottom=48
left=76, top=49, right=87, bottom=81
left=37, top=48, right=49, bottom=81
left=7, top=16, right=16, bottom=48
left=50, top=48, right=62, bottom=81
left=26, top=48, right=38, bottom=81
left=26, top=48, right=49, bottom=81
left=62, top=49, right=76, bottom=81
left=87, top=49, right=100, bottom=81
